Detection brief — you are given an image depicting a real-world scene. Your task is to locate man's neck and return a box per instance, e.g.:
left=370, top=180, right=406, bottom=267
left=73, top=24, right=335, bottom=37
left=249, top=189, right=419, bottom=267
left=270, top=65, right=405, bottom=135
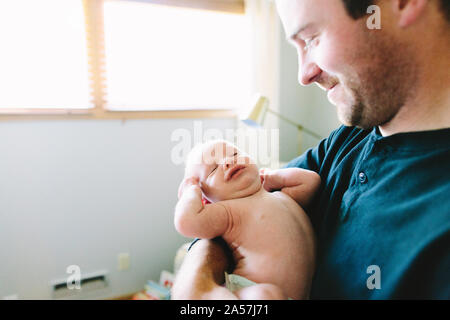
left=379, top=33, right=450, bottom=137
left=379, top=88, right=450, bottom=137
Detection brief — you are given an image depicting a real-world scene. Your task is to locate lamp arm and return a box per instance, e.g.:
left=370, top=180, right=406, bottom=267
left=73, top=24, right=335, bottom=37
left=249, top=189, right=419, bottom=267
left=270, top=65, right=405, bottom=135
left=266, top=109, right=323, bottom=140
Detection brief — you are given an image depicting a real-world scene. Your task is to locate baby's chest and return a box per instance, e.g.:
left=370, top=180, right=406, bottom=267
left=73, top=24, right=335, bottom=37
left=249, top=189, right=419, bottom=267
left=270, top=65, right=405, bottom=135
left=232, top=202, right=300, bottom=237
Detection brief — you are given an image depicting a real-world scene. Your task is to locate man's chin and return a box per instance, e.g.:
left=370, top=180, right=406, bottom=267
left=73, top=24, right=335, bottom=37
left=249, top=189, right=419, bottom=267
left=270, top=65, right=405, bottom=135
left=336, top=106, right=369, bottom=129
left=336, top=105, right=353, bottom=126
left=338, top=116, right=375, bottom=130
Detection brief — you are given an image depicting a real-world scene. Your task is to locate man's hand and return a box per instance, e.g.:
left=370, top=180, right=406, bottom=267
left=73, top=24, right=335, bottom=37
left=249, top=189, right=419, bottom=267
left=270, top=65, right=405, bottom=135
left=171, top=238, right=237, bottom=300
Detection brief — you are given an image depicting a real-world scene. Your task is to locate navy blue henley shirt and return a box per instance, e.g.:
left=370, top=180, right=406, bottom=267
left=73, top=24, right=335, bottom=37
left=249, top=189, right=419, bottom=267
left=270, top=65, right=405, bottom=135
left=286, top=125, right=450, bottom=299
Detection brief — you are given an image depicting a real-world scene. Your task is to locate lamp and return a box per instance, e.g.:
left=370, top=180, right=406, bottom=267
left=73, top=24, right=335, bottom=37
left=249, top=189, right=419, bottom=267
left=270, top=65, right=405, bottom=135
left=240, top=94, right=322, bottom=140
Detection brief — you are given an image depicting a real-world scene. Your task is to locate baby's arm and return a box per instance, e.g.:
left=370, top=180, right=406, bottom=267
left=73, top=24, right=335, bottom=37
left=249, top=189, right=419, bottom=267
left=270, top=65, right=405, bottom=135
left=261, top=168, right=321, bottom=207
left=174, top=177, right=231, bottom=239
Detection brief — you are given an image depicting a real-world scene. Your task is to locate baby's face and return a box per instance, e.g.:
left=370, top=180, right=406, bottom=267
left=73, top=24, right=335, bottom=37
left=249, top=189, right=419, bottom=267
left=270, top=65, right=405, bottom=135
left=187, top=142, right=261, bottom=202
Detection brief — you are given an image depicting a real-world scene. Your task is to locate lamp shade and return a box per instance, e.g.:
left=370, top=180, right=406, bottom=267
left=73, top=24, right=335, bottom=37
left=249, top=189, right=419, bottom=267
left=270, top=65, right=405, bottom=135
left=239, top=94, right=269, bottom=127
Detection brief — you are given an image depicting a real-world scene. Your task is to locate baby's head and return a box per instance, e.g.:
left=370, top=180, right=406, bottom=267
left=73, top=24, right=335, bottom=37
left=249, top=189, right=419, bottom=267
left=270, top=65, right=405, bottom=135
left=185, top=140, right=261, bottom=203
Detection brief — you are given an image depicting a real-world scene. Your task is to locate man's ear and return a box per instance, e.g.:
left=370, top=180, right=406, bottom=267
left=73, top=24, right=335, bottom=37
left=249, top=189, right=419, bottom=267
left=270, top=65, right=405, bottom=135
left=394, top=0, right=428, bottom=27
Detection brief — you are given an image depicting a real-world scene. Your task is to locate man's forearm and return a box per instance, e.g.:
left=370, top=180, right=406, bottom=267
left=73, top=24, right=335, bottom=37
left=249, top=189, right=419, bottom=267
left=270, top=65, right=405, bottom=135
left=171, top=238, right=235, bottom=300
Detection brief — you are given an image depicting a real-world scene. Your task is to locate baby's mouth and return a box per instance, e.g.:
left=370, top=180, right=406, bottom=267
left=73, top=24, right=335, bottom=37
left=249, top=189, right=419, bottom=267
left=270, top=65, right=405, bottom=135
left=226, top=165, right=246, bottom=181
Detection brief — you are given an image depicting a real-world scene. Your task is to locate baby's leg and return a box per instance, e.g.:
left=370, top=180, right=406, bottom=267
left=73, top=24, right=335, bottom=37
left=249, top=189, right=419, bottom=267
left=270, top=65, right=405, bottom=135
left=234, top=283, right=287, bottom=300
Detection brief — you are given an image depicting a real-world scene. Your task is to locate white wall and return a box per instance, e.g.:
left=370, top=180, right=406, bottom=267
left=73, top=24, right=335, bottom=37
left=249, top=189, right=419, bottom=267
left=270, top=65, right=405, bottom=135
left=0, top=117, right=235, bottom=299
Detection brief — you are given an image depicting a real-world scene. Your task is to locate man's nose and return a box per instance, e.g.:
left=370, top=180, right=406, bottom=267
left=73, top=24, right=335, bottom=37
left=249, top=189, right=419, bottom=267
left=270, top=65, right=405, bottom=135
left=298, top=54, right=321, bottom=86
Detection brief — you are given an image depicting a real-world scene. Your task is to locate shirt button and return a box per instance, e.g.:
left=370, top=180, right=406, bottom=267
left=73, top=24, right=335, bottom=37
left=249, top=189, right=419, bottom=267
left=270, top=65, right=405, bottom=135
left=359, top=172, right=368, bottom=184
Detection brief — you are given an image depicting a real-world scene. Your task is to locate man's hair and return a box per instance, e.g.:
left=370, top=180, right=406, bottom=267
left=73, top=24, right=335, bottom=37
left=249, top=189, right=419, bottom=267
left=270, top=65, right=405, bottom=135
left=341, top=0, right=450, bottom=22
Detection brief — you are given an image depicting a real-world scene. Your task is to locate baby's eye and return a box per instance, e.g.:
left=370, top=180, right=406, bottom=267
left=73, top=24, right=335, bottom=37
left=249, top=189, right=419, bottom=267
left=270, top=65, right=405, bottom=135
left=208, top=165, right=218, bottom=176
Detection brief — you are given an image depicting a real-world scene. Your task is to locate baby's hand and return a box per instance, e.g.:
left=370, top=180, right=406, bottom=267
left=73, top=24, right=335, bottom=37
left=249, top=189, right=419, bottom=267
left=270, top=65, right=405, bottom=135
left=260, top=168, right=282, bottom=192
left=260, top=167, right=321, bottom=208
left=178, top=176, right=201, bottom=200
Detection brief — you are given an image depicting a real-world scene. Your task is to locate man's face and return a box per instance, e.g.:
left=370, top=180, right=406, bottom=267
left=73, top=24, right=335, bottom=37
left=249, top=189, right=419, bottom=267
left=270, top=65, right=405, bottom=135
left=276, top=0, right=417, bottom=129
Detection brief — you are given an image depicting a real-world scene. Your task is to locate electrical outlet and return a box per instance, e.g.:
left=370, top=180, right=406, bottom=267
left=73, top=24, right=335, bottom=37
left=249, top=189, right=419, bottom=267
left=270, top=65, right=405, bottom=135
left=118, top=253, right=130, bottom=271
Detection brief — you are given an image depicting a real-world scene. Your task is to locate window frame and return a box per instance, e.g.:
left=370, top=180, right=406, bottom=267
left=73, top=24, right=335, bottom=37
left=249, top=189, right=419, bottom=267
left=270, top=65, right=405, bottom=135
left=0, top=0, right=243, bottom=120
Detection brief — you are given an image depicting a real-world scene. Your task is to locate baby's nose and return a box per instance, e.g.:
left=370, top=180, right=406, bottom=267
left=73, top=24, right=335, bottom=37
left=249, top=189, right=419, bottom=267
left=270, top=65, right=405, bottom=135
left=224, top=158, right=235, bottom=168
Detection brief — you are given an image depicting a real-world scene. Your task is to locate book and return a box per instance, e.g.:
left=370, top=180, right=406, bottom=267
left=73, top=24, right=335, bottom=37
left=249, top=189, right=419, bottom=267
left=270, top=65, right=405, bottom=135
left=145, top=280, right=170, bottom=300
left=159, top=270, right=174, bottom=289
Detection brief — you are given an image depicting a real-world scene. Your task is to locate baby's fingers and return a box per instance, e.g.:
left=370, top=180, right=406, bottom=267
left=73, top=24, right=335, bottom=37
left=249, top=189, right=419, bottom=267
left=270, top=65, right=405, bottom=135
left=184, top=176, right=200, bottom=186
left=260, top=168, right=277, bottom=191
left=178, top=176, right=200, bottom=199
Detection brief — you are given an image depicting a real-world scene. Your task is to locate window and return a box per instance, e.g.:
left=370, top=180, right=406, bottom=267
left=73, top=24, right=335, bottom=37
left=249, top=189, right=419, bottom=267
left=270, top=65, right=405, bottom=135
left=0, top=0, right=91, bottom=109
left=0, top=0, right=252, bottom=114
left=103, top=0, right=252, bottom=111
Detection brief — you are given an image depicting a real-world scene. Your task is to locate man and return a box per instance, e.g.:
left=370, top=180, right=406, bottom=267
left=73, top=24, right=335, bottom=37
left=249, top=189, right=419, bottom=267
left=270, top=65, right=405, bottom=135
left=172, top=0, right=450, bottom=299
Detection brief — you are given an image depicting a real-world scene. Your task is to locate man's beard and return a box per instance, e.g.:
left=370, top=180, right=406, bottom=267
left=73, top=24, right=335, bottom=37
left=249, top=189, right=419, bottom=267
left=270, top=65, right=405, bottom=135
left=336, top=28, right=418, bottom=130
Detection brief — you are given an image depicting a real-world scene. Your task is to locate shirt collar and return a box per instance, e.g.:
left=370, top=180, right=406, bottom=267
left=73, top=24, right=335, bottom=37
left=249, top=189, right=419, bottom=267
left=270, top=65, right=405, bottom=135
left=370, top=126, right=450, bottom=152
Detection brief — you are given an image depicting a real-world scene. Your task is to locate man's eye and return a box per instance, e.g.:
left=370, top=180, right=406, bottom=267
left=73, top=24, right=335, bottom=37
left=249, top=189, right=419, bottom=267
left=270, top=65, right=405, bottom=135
left=304, top=37, right=317, bottom=51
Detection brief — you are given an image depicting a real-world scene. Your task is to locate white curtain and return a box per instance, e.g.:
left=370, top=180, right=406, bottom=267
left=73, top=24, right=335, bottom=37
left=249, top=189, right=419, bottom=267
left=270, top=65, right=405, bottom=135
left=237, top=0, right=280, bottom=168
left=245, top=0, right=280, bottom=113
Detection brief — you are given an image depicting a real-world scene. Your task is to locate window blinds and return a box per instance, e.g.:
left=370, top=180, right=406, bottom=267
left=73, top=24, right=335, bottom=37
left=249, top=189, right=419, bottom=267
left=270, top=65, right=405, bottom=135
left=0, top=0, right=92, bottom=109
left=102, top=0, right=252, bottom=110
left=0, top=0, right=248, bottom=112
left=124, top=0, right=245, bottom=14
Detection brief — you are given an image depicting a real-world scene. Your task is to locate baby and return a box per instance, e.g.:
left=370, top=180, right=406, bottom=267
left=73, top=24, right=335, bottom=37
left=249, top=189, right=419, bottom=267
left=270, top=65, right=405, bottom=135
left=174, top=140, right=320, bottom=300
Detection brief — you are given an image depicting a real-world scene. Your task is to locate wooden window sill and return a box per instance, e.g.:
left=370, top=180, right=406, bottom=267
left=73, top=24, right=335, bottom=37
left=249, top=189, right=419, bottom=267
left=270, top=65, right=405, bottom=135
left=0, top=108, right=237, bottom=121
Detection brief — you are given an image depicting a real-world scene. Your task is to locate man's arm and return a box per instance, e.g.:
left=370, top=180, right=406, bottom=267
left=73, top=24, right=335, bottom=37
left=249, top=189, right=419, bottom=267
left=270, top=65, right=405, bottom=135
left=171, top=238, right=237, bottom=300
left=261, top=167, right=321, bottom=207
left=174, top=177, right=231, bottom=239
